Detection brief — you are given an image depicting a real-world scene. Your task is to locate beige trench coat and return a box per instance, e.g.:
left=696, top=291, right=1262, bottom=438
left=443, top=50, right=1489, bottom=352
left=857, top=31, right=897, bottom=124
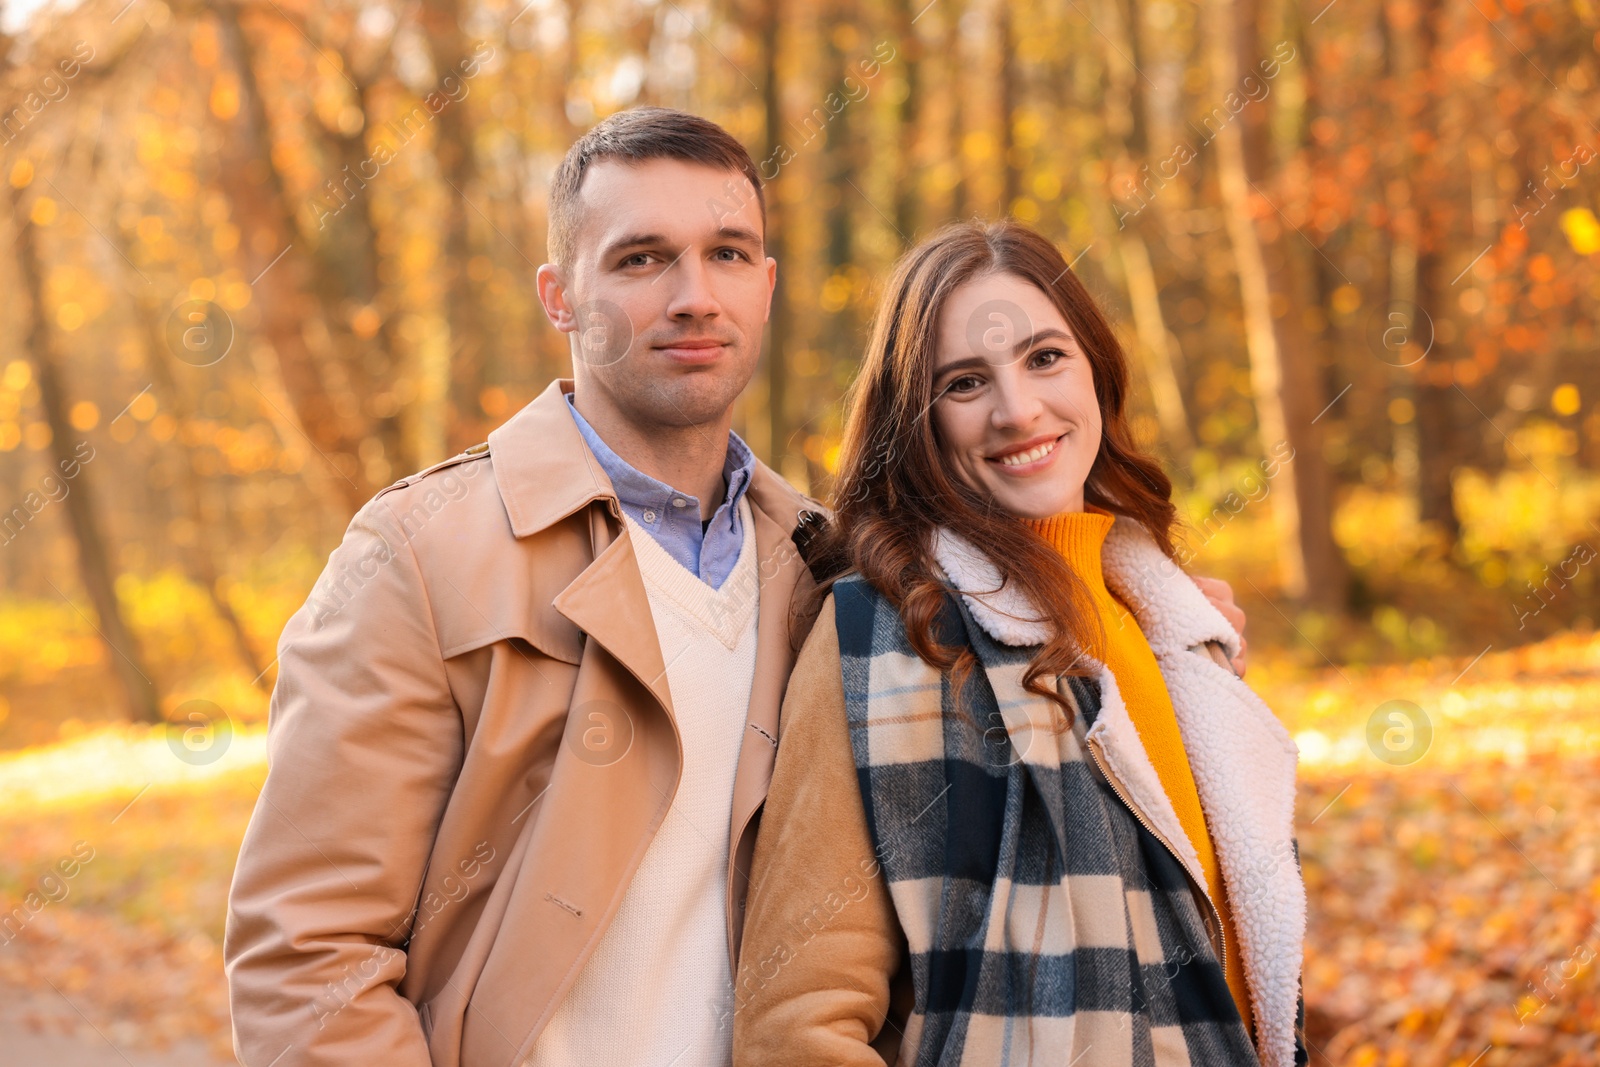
left=224, top=379, right=820, bottom=1067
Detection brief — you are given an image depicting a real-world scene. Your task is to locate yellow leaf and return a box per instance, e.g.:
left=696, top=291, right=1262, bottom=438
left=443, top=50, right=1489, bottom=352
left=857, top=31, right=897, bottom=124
left=1560, top=207, right=1600, bottom=255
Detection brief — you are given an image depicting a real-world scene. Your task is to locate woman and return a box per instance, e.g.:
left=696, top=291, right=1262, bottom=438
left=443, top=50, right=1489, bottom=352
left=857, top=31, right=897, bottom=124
left=733, top=221, right=1307, bottom=1066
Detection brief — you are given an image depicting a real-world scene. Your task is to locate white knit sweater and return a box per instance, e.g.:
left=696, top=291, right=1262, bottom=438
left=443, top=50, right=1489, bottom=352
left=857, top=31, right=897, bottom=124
left=525, top=495, right=761, bottom=1066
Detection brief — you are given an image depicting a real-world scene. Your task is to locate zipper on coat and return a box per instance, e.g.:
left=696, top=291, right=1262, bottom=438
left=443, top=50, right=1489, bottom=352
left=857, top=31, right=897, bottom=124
left=1084, top=735, right=1229, bottom=981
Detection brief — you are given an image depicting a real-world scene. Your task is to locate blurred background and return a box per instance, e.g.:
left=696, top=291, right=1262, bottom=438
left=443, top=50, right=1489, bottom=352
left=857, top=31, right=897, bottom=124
left=0, top=0, right=1596, bottom=1062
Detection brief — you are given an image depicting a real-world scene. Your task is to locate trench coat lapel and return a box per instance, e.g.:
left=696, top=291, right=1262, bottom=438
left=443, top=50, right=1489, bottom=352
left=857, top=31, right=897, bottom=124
left=552, top=510, right=675, bottom=721
left=489, top=379, right=677, bottom=720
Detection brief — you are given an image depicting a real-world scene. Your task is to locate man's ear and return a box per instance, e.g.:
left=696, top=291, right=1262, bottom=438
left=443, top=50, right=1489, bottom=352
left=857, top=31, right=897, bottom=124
left=763, top=255, right=778, bottom=322
left=536, top=264, right=576, bottom=333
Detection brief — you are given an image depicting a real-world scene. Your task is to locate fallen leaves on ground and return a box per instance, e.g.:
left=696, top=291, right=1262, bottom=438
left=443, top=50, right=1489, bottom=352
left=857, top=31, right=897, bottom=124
left=0, top=734, right=265, bottom=1063
left=2, top=632, right=1599, bottom=1064
left=1258, top=630, right=1600, bottom=1067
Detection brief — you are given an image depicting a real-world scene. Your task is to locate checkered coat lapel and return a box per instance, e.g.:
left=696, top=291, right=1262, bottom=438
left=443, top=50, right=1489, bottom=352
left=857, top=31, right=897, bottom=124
left=927, top=517, right=1308, bottom=1067
left=835, top=576, right=1270, bottom=1067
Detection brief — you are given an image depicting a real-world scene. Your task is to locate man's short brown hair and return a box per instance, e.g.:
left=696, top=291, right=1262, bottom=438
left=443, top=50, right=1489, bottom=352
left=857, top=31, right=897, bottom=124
left=546, top=106, right=766, bottom=267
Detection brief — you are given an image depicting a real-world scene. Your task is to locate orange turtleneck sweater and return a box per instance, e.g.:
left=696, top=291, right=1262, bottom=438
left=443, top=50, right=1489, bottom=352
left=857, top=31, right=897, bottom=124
left=1026, top=505, right=1253, bottom=1036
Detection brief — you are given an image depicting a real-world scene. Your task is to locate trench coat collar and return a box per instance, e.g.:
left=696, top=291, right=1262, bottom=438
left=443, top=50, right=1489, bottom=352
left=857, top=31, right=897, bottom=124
left=487, top=379, right=619, bottom=540
left=487, top=379, right=810, bottom=552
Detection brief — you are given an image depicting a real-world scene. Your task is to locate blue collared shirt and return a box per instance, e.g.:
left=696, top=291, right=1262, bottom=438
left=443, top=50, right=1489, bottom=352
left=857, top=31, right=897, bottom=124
left=565, top=392, right=755, bottom=590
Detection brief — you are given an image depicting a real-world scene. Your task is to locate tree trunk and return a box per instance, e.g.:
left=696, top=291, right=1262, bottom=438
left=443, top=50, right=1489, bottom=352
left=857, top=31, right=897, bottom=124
left=946, top=1, right=968, bottom=219
left=8, top=181, right=162, bottom=723
left=891, top=0, right=922, bottom=244
left=1094, top=0, right=1194, bottom=456
left=1386, top=189, right=1422, bottom=515
left=1204, top=0, right=1347, bottom=608
left=314, top=75, right=412, bottom=477
left=123, top=278, right=275, bottom=691
left=210, top=0, right=381, bottom=513
left=758, top=0, right=790, bottom=470
left=1374, top=0, right=1409, bottom=513
left=1118, top=233, right=1195, bottom=454
left=822, top=14, right=855, bottom=279
left=1405, top=0, right=1460, bottom=539
left=421, top=0, right=495, bottom=459
left=996, top=0, right=1019, bottom=212
left=820, top=2, right=859, bottom=483
left=556, top=0, right=582, bottom=139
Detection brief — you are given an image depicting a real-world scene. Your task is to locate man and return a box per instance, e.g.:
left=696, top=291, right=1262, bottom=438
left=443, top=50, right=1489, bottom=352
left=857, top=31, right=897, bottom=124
left=225, top=106, right=1250, bottom=1067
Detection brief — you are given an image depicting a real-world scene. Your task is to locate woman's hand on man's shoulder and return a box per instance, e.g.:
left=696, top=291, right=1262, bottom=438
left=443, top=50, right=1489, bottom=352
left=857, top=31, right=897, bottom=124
left=1191, top=575, right=1248, bottom=678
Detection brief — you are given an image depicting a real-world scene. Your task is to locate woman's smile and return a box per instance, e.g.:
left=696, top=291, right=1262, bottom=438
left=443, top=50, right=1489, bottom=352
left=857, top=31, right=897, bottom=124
left=988, top=432, right=1069, bottom=472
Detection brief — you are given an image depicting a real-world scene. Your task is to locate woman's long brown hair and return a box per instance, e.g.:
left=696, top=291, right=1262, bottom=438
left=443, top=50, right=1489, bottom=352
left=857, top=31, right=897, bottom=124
left=809, top=220, right=1181, bottom=717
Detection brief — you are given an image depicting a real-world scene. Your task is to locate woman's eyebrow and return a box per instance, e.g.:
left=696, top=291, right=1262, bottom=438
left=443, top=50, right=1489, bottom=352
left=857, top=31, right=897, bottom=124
left=1011, top=327, right=1075, bottom=353
left=935, top=354, right=991, bottom=376
left=935, top=327, right=1077, bottom=377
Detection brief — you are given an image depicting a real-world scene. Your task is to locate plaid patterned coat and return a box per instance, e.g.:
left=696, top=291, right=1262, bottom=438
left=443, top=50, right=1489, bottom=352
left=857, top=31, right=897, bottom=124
left=829, top=516, right=1308, bottom=1067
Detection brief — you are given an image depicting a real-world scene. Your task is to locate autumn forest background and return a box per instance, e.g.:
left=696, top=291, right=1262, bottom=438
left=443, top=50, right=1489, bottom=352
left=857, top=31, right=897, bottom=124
left=0, top=0, right=1597, bottom=1062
